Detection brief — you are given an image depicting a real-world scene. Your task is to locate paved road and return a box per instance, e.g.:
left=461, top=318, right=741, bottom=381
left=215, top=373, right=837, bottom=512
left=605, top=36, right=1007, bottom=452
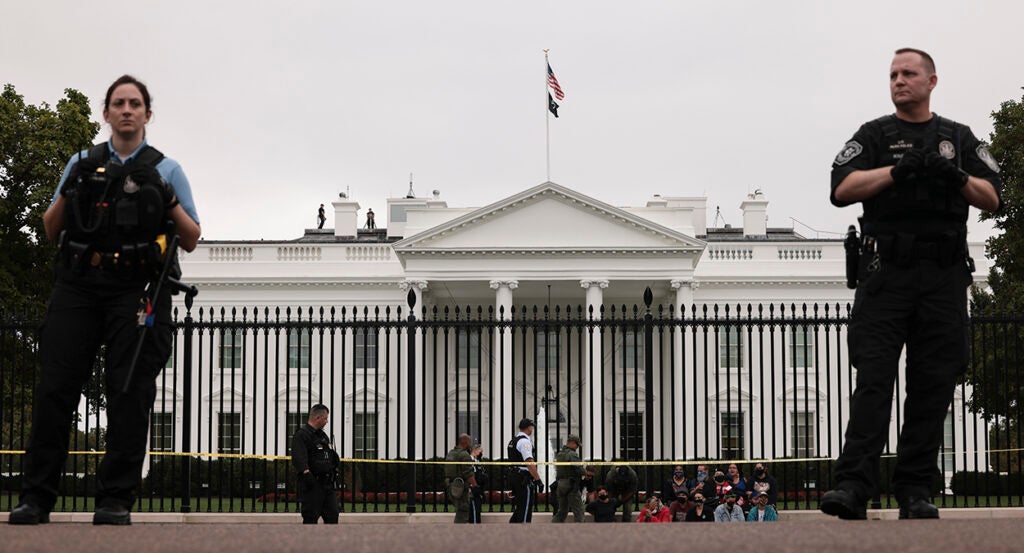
left=3, top=518, right=1024, bottom=553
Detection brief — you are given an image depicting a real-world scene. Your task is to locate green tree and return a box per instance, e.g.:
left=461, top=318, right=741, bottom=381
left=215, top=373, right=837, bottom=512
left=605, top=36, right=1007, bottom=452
left=0, top=83, right=99, bottom=314
left=0, top=84, right=99, bottom=452
left=967, top=91, right=1024, bottom=424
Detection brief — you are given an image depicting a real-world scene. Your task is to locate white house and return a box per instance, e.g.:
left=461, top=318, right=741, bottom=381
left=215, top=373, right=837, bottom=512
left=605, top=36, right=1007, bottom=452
left=156, top=181, right=989, bottom=486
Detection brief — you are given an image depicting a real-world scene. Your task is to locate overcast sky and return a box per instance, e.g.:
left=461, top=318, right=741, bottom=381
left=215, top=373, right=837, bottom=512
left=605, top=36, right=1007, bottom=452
left=3, top=0, right=1020, bottom=243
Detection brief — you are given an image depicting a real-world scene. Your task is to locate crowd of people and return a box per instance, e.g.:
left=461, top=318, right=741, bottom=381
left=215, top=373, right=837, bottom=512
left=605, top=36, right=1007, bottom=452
left=583, top=461, right=780, bottom=523
left=443, top=424, right=782, bottom=524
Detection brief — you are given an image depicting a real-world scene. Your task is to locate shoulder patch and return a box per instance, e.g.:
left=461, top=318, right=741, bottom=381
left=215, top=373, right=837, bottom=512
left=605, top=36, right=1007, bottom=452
left=834, top=141, right=862, bottom=166
left=976, top=145, right=1000, bottom=173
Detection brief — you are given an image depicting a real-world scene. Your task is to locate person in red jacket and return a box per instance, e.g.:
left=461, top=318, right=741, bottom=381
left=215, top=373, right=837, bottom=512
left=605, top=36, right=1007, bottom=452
left=637, top=497, right=671, bottom=523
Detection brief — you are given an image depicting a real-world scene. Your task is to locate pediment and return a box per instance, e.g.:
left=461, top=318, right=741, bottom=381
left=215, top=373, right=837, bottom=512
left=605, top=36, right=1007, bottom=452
left=394, top=182, right=705, bottom=254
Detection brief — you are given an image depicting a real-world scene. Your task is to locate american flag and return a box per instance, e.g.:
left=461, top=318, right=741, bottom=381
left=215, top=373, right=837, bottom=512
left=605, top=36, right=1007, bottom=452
left=547, top=63, right=564, bottom=100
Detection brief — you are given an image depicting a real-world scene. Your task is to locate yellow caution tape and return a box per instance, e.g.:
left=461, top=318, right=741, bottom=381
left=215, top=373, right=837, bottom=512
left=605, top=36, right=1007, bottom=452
left=1, top=448, right=1021, bottom=465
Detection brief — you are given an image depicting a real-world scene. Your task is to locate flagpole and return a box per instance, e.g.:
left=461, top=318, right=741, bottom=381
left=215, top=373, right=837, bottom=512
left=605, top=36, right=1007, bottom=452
left=544, top=49, right=550, bottom=182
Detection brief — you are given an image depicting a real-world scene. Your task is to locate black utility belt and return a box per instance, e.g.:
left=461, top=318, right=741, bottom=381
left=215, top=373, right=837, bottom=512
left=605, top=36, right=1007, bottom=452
left=862, top=233, right=965, bottom=265
left=61, top=239, right=160, bottom=273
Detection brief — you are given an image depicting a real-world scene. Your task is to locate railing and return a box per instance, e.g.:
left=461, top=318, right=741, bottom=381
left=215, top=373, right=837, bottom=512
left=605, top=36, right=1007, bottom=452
left=0, top=292, right=1019, bottom=514
left=706, top=247, right=753, bottom=261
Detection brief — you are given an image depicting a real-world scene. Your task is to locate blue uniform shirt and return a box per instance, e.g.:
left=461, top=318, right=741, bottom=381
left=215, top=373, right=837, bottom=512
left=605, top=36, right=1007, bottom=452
left=53, top=139, right=200, bottom=225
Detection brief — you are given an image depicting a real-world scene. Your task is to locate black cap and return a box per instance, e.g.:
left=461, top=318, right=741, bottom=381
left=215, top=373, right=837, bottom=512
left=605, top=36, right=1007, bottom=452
left=518, top=418, right=535, bottom=430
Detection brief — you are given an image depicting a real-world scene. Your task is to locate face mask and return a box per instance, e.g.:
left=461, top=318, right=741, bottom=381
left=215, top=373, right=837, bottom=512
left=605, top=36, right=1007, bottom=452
left=599, top=494, right=608, bottom=500
left=756, top=469, right=766, bottom=476
left=673, top=471, right=684, bottom=478
left=714, top=475, right=725, bottom=483
left=697, top=472, right=707, bottom=482
left=694, top=499, right=704, bottom=504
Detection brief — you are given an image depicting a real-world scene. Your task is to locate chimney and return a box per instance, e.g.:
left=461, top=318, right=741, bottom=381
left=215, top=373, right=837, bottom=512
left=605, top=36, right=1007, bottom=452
left=332, top=199, right=361, bottom=238
left=740, top=190, right=768, bottom=237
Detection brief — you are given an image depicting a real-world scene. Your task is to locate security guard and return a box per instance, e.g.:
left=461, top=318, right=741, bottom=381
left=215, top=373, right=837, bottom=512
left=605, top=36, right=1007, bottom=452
left=444, top=433, right=480, bottom=523
left=604, top=465, right=638, bottom=522
left=9, top=75, right=201, bottom=526
left=507, top=418, right=543, bottom=523
left=470, top=443, right=487, bottom=522
left=292, top=404, right=340, bottom=524
left=822, top=48, right=1001, bottom=520
left=551, top=435, right=585, bottom=523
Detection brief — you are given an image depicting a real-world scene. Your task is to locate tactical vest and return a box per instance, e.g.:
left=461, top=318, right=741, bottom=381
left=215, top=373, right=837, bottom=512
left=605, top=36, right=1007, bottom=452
left=61, top=143, right=170, bottom=275
left=863, top=115, right=969, bottom=236
left=444, top=447, right=466, bottom=480
left=303, top=428, right=339, bottom=475
left=507, top=434, right=529, bottom=469
left=554, top=446, right=577, bottom=479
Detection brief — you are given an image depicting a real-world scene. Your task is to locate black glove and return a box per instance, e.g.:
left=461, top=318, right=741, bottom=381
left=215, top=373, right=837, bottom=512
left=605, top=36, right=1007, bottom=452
left=890, top=148, right=926, bottom=183
left=533, top=479, right=544, bottom=494
left=925, top=152, right=970, bottom=188
left=159, top=178, right=179, bottom=209
left=59, top=181, right=76, bottom=199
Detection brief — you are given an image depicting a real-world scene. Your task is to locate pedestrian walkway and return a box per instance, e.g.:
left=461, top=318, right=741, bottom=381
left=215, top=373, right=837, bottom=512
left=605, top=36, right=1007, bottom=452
left=3, top=515, right=1024, bottom=553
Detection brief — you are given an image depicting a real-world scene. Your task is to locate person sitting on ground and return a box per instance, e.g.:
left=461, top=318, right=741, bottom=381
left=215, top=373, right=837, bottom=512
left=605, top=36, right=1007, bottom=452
left=581, top=465, right=598, bottom=502
left=746, top=491, right=778, bottom=522
left=661, top=465, right=689, bottom=506
left=685, top=491, right=714, bottom=522
left=585, top=485, right=621, bottom=523
left=637, top=496, right=671, bottom=523
left=746, top=462, right=779, bottom=506
left=689, top=464, right=717, bottom=508
left=668, top=489, right=691, bottom=522
left=687, top=464, right=709, bottom=493
left=726, top=463, right=747, bottom=510
left=714, top=492, right=744, bottom=522
left=712, top=469, right=732, bottom=502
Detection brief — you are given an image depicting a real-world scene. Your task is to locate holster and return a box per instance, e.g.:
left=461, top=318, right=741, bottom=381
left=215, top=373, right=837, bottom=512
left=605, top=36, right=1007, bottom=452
left=844, top=224, right=859, bottom=289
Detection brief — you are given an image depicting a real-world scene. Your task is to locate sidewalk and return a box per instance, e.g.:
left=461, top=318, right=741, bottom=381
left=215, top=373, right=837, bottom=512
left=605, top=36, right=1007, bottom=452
left=4, top=515, right=1024, bottom=553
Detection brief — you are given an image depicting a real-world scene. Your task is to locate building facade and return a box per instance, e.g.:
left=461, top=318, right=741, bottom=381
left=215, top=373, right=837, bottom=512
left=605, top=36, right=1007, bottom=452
left=159, top=182, right=989, bottom=484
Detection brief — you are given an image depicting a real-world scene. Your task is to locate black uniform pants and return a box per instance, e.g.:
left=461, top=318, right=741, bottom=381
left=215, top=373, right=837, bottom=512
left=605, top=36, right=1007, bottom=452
left=299, top=475, right=339, bottom=524
left=835, top=257, right=970, bottom=501
left=509, top=471, right=534, bottom=523
left=22, top=267, right=172, bottom=511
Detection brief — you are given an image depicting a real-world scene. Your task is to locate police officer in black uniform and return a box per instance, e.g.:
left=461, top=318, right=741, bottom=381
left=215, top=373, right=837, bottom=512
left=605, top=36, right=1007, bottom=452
left=291, top=404, right=341, bottom=524
left=821, top=48, right=1002, bottom=520
left=507, top=418, right=543, bottom=523
left=9, top=75, right=201, bottom=526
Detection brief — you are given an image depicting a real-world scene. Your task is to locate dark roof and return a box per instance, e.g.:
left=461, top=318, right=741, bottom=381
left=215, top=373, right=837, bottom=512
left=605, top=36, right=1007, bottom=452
left=293, top=228, right=394, bottom=244
left=700, top=227, right=819, bottom=242
left=199, top=228, right=395, bottom=245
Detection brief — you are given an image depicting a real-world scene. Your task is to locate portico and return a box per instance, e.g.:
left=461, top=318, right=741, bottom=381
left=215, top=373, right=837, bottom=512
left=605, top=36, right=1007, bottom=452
left=390, top=182, right=705, bottom=458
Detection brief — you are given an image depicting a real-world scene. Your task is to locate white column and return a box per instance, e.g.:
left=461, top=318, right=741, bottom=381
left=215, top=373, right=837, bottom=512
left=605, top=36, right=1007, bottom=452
left=489, top=279, right=518, bottom=458
left=399, top=279, right=428, bottom=459
left=580, top=279, right=608, bottom=460
left=670, top=279, right=695, bottom=458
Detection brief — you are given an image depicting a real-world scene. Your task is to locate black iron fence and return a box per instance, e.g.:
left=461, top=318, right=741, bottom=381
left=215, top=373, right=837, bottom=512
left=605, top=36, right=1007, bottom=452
left=1, top=290, right=1021, bottom=514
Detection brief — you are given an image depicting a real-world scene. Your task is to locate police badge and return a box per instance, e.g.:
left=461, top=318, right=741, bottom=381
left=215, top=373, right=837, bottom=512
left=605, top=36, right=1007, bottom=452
left=938, top=140, right=955, bottom=160
left=834, top=141, right=862, bottom=166
left=123, top=175, right=140, bottom=194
